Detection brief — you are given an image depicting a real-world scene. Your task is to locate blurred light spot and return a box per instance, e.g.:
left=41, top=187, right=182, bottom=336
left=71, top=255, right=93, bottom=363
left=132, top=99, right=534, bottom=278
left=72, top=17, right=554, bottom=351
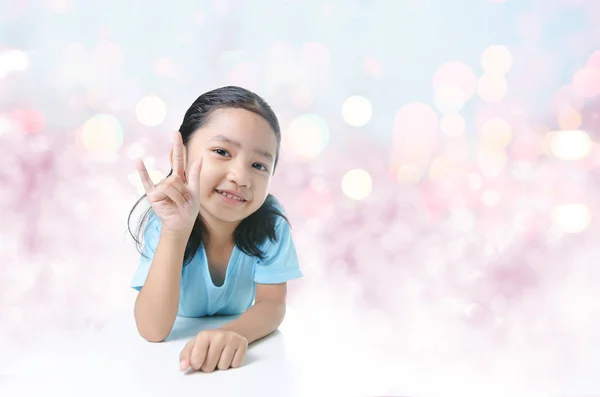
left=572, top=68, right=600, bottom=98
left=396, top=164, right=422, bottom=184
left=287, top=114, right=329, bottom=159
left=434, top=84, right=466, bottom=114
left=548, top=129, right=592, bottom=160
left=558, top=107, right=582, bottom=130
left=477, top=145, right=508, bottom=177
left=467, top=173, right=483, bottom=190
left=482, top=189, right=501, bottom=207
left=11, top=109, right=46, bottom=134
left=80, top=114, right=123, bottom=154
left=449, top=209, right=476, bottom=232
left=393, top=102, right=438, bottom=165
left=341, top=169, right=372, bottom=200
left=341, top=95, right=372, bottom=127
left=129, top=169, right=165, bottom=195
left=551, top=203, right=592, bottom=233
left=0, top=115, right=19, bottom=135
left=432, top=61, right=477, bottom=100
left=136, top=95, right=167, bottom=127
left=0, top=49, right=30, bottom=76
left=440, top=113, right=466, bottom=137
left=480, top=118, right=512, bottom=147
left=481, top=45, right=512, bottom=75
left=429, top=156, right=454, bottom=182
left=477, top=74, right=508, bottom=102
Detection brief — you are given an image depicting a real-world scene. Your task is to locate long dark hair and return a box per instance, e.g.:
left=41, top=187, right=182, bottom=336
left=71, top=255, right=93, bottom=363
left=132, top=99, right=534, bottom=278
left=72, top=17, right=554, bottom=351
left=128, top=86, right=289, bottom=265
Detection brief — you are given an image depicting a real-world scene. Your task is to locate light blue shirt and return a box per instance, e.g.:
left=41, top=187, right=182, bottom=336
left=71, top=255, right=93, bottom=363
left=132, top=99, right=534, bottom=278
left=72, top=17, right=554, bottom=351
left=130, top=212, right=302, bottom=317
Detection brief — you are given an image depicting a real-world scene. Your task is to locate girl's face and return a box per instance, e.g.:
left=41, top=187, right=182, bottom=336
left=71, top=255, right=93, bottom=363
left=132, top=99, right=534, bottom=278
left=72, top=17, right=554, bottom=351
left=184, top=108, right=278, bottom=226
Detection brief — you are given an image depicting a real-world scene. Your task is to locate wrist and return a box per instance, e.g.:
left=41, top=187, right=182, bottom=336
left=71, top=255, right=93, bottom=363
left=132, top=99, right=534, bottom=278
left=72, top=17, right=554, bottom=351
left=219, top=326, right=247, bottom=340
left=160, top=228, right=192, bottom=243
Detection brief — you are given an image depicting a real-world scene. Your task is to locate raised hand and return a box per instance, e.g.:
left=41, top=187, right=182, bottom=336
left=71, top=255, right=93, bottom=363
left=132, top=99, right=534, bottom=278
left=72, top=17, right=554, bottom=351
left=136, top=131, right=203, bottom=234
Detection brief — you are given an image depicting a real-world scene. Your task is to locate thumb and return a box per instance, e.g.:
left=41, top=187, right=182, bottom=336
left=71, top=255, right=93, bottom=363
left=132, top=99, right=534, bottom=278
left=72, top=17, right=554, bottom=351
left=186, top=157, right=203, bottom=191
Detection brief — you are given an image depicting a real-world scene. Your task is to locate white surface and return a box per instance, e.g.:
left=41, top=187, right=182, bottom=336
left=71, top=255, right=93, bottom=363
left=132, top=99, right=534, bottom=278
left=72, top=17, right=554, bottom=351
left=3, top=302, right=599, bottom=397
left=1, top=308, right=393, bottom=397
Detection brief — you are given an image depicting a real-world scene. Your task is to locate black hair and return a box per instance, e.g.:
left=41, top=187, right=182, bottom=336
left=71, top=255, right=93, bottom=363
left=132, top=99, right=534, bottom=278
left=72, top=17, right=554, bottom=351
left=127, top=86, right=289, bottom=265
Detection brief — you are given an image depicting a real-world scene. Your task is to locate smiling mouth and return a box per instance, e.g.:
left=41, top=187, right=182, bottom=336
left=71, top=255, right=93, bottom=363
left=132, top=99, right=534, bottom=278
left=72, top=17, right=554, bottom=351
left=215, top=189, right=247, bottom=202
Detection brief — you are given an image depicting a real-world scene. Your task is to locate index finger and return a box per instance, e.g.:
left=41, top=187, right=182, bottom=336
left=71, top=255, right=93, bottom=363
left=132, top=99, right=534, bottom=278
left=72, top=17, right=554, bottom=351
left=179, top=339, right=194, bottom=371
left=172, top=131, right=185, bottom=180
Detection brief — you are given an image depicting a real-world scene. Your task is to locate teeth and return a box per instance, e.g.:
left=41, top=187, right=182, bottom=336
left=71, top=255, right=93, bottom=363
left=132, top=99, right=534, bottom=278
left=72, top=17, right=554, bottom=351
left=218, top=190, right=244, bottom=201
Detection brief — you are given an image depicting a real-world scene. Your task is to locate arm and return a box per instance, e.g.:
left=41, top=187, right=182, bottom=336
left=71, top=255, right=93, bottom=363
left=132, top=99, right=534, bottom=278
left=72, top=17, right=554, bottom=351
left=134, top=230, right=189, bottom=342
left=219, top=282, right=287, bottom=344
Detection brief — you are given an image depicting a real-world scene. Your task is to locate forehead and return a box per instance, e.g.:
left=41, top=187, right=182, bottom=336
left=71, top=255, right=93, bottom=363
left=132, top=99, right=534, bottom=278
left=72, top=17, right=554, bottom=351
left=189, top=108, right=278, bottom=156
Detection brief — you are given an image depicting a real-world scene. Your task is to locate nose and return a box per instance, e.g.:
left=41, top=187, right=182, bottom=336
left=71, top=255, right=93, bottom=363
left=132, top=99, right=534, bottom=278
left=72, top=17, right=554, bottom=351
left=227, top=160, right=251, bottom=188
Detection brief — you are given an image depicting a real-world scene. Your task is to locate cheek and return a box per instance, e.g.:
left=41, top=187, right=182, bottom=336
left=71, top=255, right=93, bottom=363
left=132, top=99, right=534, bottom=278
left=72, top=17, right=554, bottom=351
left=198, top=164, right=221, bottom=191
left=253, top=176, right=271, bottom=195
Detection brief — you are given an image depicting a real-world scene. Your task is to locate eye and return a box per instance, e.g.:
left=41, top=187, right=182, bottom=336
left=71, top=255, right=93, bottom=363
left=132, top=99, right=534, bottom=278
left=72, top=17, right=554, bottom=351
left=253, top=163, right=267, bottom=172
left=212, top=148, right=230, bottom=157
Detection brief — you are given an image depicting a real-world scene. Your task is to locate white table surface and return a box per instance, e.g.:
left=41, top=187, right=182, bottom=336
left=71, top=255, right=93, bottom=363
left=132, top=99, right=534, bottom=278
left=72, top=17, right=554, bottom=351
left=0, top=307, right=397, bottom=397
left=3, top=303, right=599, bottom=397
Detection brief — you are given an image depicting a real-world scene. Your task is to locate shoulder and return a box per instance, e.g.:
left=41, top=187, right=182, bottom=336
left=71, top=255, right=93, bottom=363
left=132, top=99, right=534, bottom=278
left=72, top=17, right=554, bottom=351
left=267, top=198, right=292, bottom=241
left=260, top=216, right=294, bottom=260
left=144, top=211, right=162, bottom=234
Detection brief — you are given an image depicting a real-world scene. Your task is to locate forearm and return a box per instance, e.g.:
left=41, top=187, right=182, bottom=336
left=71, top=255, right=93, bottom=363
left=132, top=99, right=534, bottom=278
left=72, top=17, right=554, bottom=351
left=134, top=231, right=189, bottom=342
left=220, top=300, right=286, bottom=344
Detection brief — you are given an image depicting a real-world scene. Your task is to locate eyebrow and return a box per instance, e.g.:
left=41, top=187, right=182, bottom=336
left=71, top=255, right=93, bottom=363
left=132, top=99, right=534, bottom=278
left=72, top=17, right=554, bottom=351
left=209, top=134, right=275, bottom=162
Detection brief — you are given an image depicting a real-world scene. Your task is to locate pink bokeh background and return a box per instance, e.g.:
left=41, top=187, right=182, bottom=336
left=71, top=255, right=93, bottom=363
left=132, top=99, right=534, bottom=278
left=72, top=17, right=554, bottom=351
left=2, top=0, right=600, bottom=393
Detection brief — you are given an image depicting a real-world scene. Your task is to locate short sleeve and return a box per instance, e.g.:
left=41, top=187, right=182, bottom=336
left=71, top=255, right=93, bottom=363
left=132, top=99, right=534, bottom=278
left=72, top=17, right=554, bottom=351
left=254, top=216, right=303, bottom=284
left=130, top=215, right=162, bottom=291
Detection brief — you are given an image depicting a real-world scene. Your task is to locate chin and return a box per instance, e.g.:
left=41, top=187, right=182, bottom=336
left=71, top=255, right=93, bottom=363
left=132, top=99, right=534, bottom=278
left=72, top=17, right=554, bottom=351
left=203, top=194, right=257, bottom=223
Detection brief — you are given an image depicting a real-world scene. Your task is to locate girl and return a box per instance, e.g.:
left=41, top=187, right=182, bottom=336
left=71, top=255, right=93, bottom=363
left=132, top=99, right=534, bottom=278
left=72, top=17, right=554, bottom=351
left=128, top=86, right=302, bottom=373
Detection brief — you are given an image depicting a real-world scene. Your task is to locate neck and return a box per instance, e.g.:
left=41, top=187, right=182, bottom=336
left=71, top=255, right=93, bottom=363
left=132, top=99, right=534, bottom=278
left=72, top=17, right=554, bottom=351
left=199, top=209, right=239, bottom=248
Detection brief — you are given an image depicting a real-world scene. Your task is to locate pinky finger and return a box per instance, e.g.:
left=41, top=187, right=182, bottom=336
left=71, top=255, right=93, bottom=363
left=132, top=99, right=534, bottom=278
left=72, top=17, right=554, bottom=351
left=136, top=159, right=156, bottom=194
left=231, top=344, right=247, bottom=369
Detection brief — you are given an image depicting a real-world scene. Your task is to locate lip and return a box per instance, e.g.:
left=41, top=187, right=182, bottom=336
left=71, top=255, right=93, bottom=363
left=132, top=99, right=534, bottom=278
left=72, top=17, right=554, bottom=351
left=215, top=189, right=248, bottom=201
